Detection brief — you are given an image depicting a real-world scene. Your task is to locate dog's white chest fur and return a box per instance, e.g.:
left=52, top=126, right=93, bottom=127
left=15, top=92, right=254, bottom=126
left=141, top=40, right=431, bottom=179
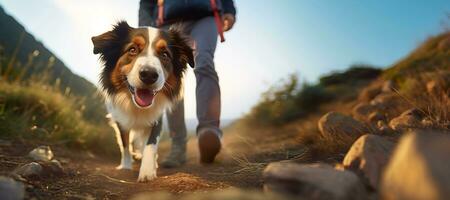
left=105, top=92, right=172, bottom=130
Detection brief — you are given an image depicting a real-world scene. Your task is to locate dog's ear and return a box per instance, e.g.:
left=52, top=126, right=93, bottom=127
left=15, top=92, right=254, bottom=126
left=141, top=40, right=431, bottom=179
left=91, top=21, right=132, bottom=56
left=168, top=25, right=195, bottom=68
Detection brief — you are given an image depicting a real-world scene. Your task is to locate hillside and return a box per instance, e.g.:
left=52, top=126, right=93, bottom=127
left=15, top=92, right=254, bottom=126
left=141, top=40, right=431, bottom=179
left=0, top=6, right=105, bottom=121
left=0, top=7, right=448, bottom=199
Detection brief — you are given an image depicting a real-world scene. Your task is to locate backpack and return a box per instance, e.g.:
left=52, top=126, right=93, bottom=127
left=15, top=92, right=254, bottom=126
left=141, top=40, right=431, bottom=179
left=156, top=0, right=225, bottom=42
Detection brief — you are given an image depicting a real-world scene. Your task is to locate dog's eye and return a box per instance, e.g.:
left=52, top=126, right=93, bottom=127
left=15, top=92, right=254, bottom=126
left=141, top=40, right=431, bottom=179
left=128, top=46, right=138, bottom=55
left=161, top=51, right=170, bottom=59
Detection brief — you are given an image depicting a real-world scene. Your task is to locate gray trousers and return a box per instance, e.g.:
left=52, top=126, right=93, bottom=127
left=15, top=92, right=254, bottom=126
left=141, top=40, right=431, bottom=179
left=139, top=16, right=222, bottom=145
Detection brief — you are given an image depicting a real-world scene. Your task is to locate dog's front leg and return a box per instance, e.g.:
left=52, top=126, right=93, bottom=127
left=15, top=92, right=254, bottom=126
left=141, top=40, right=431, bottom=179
left=114, top=123, right=132, bottom=170
left=138, top=119, right=162, bottom=182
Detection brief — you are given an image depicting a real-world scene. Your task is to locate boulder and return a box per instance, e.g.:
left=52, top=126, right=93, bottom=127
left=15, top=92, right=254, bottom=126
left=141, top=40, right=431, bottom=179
left=352, top=103, right=377, bottom=121
left=343, top=134, right=395, bottom=189
left=131, top=190, right=288, bottom=200
left=28, top=146, right=54, bottom=161
left=263, top=162, right=367, bottom=200
left=380, top=129, right=450, bottom=200
left=0, top=176, right=25, bottom=200
left=389, top=108, right=423, bottom=132
left=318, top=112, right=367, bottom=140
left=14, top=162, right=43, bottom=178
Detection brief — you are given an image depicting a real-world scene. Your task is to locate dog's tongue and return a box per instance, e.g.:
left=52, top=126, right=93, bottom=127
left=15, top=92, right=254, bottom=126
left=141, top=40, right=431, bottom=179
left=134, top=89, right=154, bottom=107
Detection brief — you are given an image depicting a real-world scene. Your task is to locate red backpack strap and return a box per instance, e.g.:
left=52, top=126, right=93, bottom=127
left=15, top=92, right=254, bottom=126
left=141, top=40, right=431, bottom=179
left=210, top=0, right=225, bottom=42
left=157, top=0, right=164, bottom=27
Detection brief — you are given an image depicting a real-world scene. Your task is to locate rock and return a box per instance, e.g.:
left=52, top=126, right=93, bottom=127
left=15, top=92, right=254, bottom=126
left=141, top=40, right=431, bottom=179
left=13, top=160, right=63, bottom=179
left=42, top=160, right=64, bottom=175
left=130, top=192, right=174, bottom=200
left=426, top=80, right=438, bottom=96
left=370, top=93, right=402, bottom=113
left=131, top=190, right=288, bottom=200
left=352, top=103, right=377, bottom=121
left=359, top=86, right=381, bottom=102
left=343, top=134, right=395, bottom=189
left=14, top=162, right=43, bottom=178
left=377, top=121, right=396, bottom=135
left=368, top=112, right=385, bottom=123
left=0, top=176, right=25, bottom=200
left=28, top=146, right=54, bottom=161
left=263, top=162, right=367, bottom=200
left=381, top=80, right=395, bottom=93
left=183, top=189, right=287, bottom=200
left=380, top=129, right=450, bottom=200
left=389, top=108, right=423, bottom=132
left=318, top=112, right=367, bottom=140
left=421, top=118, right=434, bottom=127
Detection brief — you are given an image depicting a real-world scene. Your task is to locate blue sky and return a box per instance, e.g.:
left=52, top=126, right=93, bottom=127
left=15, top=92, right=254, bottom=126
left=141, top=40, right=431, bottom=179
left=0, top=0, right=448, bottom=119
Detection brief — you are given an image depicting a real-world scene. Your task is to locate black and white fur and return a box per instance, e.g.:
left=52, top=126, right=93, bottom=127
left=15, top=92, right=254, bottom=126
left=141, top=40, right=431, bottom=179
left=92, top=21, right=194, bottom=182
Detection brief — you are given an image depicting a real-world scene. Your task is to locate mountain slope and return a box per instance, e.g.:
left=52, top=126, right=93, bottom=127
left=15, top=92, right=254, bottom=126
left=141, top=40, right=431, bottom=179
left=0, top=5, right=105, bottom=121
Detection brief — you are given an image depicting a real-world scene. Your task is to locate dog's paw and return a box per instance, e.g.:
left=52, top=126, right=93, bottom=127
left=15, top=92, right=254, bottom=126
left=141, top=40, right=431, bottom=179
left=116, top=160, right=133, bottom=170
left=115, top=163, right=132, bottom=170
left=137, top=168, right=157, bottom=182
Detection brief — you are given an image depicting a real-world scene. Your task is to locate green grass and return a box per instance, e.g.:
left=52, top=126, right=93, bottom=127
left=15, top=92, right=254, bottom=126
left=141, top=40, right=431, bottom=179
left=244, top=65, right=381, bottom=126
left=0, top=80, right=117, bottom=156
left=0, top=42, right=117, bottom=156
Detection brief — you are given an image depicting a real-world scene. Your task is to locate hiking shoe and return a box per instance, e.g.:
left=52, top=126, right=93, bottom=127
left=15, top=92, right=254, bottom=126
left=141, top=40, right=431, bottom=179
left=198, top=129, right=221, bottom=164
left=160, top=142, right=187, bottom=168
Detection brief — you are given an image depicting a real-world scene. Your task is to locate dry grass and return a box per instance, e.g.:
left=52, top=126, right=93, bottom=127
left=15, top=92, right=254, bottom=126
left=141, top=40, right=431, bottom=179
left=395, top=70, right=450, bottom=130
left=0, top=80, right=117, bottom=156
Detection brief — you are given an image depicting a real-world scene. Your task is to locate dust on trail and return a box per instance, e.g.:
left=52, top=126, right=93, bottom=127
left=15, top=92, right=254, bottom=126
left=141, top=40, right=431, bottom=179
left=0, top=125, right=303, bottom=199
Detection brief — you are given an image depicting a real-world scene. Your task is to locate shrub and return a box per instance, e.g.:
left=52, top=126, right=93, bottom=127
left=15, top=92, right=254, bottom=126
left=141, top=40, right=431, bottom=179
left=245, top=74, right=333, bottom=125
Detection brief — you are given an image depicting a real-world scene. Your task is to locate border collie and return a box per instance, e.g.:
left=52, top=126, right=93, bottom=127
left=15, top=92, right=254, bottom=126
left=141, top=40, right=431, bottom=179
left=92, top=21, right=194, bottom=182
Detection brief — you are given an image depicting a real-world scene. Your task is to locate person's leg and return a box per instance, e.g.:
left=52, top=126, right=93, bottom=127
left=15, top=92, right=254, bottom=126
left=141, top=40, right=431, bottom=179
left=160, top=100, right=188, bottom=168
left=190, top=17, right=222, bottom=163
left=160, top=22, right=194, bottom=168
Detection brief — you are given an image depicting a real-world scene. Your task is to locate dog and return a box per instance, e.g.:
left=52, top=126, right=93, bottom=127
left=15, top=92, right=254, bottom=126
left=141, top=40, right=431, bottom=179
left=92, top=21, right=194, bottom=182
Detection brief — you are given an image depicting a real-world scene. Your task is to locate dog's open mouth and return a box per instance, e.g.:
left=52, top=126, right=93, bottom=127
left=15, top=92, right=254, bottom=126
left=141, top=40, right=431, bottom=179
left=127, top=83, right=158, bottom=108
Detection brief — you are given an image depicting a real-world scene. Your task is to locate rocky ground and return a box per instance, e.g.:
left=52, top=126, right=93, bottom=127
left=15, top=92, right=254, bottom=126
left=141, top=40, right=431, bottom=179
left=0, top=77, right=449, bottom=200
left=0, top=32, right=449, bottom=200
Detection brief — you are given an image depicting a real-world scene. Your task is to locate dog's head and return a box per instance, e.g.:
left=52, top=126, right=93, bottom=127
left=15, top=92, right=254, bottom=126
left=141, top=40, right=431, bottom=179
left=92, top=21, right=194, bottom=109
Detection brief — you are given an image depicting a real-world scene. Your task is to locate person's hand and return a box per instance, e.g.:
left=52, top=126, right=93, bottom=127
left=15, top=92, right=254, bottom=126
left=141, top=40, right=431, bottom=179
left=222, top=14, right=235, bottom=32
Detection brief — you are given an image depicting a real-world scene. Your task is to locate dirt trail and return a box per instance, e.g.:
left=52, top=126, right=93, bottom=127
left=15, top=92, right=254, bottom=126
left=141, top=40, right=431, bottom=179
left=0, top=125, right=304, bottom=199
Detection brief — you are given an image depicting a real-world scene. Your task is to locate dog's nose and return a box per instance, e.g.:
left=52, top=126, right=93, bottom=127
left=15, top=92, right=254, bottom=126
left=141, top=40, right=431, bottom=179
left=139, top=67, right=159, bottom=85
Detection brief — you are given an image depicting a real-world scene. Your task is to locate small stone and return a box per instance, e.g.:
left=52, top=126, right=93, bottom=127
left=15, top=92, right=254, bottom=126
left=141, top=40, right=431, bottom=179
left=368, top=112, right=385, bottom=123
left=426, top=80, right=439, bottom=96
left=45, top=160, right=64, bottom=175
left=28, top=146, right=54, bottom=161
left=343, top=134, right=395, bottom=189
left=421, top=118, right=434, bottom=127
left=380, top=129, right=450, bottom=200
left=377, top=121, right=396, bottom=135
left=318, top=112, right=367, bottom=140
left=0, top=176, right=25, bottom=200
left=389, top=109, right=423, bottom=132
left=14, top=162, right=43, bottom=178
left=381, top=80, right=395, bottom=93
left=263, top=162, right=367, bottom=200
